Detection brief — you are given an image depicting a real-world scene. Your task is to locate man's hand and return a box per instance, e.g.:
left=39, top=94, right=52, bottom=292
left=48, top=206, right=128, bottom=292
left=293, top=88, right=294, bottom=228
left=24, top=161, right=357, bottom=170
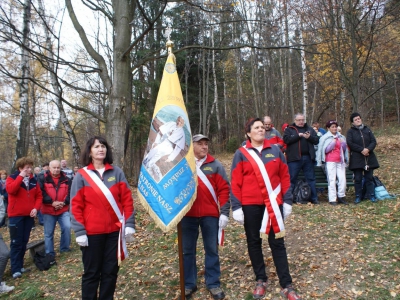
left=303, top=131, right=311, bottom=139
left=283, top=203, right=292, bottom=220
left=52, top=201, right=64, bottom=210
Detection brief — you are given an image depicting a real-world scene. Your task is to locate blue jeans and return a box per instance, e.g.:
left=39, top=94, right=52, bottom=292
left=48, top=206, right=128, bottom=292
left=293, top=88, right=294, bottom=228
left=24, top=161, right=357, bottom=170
left=288, top=155, right=318, bottom=202
left=0, top=234, right=10, bottom=281
left=43, top=212, right=71, bottom=256
left=8, top=216, right=34, bottom=274
left=181, top=216, right=221, bottom=289
left=37, top=209, right=44, bottom=225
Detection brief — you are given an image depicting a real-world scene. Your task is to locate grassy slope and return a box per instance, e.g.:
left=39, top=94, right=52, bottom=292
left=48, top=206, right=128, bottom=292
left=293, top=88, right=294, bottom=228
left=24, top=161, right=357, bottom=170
left=1, top=135, right=400, bottom=300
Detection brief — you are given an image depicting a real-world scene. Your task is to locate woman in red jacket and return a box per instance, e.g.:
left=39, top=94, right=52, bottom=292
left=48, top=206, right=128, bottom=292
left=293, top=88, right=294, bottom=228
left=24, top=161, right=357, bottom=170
left=231, top=118, right=301, bottom=300
left=6, top=157, right=42, bottom=279
left=70, top=136, right=135, bottom=300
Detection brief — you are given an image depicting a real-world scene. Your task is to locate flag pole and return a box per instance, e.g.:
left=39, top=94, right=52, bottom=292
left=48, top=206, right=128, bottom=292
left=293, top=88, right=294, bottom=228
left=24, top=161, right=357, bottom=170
left=177, top=221, right=185, bottom=299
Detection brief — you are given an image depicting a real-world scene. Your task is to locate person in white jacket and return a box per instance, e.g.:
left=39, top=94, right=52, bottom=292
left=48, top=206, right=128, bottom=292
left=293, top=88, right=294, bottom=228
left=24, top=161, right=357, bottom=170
left=316, top=120, right=349, bottom=205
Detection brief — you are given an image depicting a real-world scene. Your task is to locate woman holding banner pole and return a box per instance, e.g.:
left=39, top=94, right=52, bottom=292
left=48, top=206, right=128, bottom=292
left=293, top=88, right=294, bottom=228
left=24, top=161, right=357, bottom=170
left=71, top=136, right=135, bottom=300
left=231, top=118, right=301, bottom=300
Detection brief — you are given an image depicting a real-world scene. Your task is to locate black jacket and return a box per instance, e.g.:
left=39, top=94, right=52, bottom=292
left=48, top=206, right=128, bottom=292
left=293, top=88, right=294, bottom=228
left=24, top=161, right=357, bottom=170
left=346, top=125, right=379, bottom=170
left=283, top=123, right=320, bottom=162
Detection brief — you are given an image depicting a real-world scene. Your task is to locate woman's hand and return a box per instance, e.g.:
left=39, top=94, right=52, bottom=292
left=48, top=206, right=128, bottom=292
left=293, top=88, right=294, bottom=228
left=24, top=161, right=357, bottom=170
left=76, top=235, right=89, bottom=247
left=30, top=208, right=37, bottom=218
left=361, top=148, right=370, bottom=156
left=232, top=208, right=244, bottom=225
left=125, top=227, right=135, bottom=243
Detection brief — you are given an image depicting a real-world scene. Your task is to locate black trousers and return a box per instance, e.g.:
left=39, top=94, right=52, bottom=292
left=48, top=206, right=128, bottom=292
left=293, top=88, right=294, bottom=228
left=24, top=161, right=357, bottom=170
left=353, top=168, right=374, bottom=199
left=81, top=231, right=119, bottom=300
left=242, top=205, right=292, bottom=288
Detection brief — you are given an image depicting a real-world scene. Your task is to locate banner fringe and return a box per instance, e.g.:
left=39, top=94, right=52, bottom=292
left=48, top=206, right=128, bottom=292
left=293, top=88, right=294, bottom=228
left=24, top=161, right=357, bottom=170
left=138, top=188, right=197, bottom=232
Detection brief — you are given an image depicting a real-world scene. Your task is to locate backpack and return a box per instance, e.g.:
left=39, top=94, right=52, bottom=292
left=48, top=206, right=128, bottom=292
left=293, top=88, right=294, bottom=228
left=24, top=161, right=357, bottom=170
left=373, top=176, right=396, bottom=200
left=33, top=251, right=56, bottom=271
left=293, top=179, right=311, bottom=203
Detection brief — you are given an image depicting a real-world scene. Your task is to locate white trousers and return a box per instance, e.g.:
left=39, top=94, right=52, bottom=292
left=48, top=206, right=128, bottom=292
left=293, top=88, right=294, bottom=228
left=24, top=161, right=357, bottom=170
left=325, top=162, right=346, bottom=202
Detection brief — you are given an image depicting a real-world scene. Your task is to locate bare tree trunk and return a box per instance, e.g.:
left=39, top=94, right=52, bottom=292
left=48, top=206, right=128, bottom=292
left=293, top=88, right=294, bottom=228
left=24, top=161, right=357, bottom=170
left=395, top=75, right=400, bottom=124
left=299, top=28, right=308, bottom=121
left=38, top=0, right=81, bottom=166
left=65, top=0, right=134, bottom=168
left=30, top=79, right=42, bottom=164
left=206, top=27, right=221, bottom=136
left=284, top=0, right=294, bottom=117
left=380, top=78, right=384, bottom=128
left=235, top=48, right=244, bottom=141
left=12, top=0, right=31, bottom=171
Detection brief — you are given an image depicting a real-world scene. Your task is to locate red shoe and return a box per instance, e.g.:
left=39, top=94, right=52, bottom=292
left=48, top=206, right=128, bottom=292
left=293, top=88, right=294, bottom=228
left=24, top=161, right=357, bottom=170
left=253, top=280, right=267, bottom=299
left=280, top=284, right=301, bottom=300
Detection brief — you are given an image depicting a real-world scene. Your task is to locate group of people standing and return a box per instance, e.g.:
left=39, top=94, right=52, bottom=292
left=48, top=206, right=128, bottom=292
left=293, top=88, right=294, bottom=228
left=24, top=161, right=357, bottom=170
left=282, top=112, right=379, bottom=206
left=185, top=112, right=380, bottom=300
left=0, top=111, right=379, bottom=299
left=0, top=137, right=135, bottom=299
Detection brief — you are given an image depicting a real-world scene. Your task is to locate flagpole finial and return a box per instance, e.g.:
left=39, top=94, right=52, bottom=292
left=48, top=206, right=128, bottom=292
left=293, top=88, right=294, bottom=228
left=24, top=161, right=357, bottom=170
left=164, top=26, right=174, bottom=55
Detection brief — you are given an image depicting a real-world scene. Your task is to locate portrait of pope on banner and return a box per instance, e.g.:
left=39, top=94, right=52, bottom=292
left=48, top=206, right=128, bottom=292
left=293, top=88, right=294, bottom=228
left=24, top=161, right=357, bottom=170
left=143, top=106, right=190, bottom=182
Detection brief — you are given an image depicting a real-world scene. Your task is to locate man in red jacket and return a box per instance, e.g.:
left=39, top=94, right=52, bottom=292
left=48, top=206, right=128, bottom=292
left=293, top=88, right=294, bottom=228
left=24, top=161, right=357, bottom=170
left=39, top=160, right=72, bottom=257
left=182, top=134, right=230, bottom=300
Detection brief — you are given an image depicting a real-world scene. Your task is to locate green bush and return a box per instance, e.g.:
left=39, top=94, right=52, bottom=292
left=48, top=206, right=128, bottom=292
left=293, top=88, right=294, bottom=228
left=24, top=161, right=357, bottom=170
left=226, top=137, right=240, bottom=153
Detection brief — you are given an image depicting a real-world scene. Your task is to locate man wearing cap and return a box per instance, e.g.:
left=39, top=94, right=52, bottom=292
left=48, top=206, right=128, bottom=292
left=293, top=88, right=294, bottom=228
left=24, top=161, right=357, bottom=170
left=283, top=113, right=320, bottom=204
left=182, top=134, right=230, bottom=300
left=316, top=120, right=349, bottom=205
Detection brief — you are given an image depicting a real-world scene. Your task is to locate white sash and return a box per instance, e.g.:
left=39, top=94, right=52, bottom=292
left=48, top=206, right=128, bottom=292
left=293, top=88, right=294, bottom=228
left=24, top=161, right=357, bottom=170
left=243, top=147, right=285, bottom=238
left=196, top=166, right=224, bottom=246
left=82, top=167, right=128, bottom=261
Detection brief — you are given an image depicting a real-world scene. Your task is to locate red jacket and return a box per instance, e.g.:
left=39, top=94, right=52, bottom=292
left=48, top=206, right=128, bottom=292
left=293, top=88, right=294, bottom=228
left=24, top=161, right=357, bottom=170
left=230, top=139, right=293, bottom=211
left=6, top=172, right=42, bottom=217
left=186, top=154, right=230, bottom=218
left=39, top=171, right=71, bottom=215
left=70, top=163, right=135, bottom=237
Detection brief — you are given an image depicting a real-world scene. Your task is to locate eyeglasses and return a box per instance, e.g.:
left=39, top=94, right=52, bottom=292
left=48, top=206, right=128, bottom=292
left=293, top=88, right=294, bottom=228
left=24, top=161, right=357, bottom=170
left=264, top=123, right=272, bottom=126
left=295, top=119, right=305, bottom=122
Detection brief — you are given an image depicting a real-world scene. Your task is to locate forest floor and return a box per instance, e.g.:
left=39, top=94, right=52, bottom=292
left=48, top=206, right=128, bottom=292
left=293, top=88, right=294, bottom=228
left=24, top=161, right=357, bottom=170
left=1, top=134, right=400, bottom=300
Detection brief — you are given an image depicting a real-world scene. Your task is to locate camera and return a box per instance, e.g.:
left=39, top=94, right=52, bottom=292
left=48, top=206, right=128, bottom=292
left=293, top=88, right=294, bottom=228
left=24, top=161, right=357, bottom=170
left=305, top=131, right=310, bottom=134
left=364, top=165, right=369, bottom=171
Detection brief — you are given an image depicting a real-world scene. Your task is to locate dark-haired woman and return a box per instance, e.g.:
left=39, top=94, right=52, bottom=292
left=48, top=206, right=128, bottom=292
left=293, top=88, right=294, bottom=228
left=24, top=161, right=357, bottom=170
left=6, top=157, right=42, bottom=279
left=71, top=136, right=135, bottom=300
left=346, top=113, right=379, bottom=204
left=231, top=118, right=301, bottom=300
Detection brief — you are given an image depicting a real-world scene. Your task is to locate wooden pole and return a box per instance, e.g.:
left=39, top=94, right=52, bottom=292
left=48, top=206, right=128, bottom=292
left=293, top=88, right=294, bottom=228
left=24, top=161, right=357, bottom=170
left=177, top=221, right=185, bottom=300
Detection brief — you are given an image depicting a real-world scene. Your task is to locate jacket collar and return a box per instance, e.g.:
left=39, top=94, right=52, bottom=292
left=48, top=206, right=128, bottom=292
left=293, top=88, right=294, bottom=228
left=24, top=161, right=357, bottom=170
left=86, top=162, right=113, bottom=171
left=245, top=139, right=271, bottom=150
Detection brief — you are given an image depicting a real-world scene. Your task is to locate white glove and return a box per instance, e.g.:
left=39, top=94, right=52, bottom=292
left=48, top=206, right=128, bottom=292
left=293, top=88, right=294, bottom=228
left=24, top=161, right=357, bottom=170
left=219, top=215, right=229, bottom=229
left=232, top=208, right=244, bottom=225
left=76, top=235, right=88, bottom=247
left=283, top=203, right=292, bottom=220
left=125, top=227, right=136, bottom=243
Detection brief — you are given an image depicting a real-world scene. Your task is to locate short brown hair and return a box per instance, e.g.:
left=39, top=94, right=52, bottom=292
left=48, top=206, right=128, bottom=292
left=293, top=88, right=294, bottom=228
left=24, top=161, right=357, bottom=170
left=244, top=118, right=263, bottom=141
left=15, top=157, right=34, bottom=169
left=0, top=170, right=7, bottom=176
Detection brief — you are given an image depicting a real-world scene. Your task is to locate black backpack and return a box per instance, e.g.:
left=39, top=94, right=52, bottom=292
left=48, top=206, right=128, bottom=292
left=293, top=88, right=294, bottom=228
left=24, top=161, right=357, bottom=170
left=33, top=251, right=56, bottom=271
left=293, top=179, right=311, bottom=203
